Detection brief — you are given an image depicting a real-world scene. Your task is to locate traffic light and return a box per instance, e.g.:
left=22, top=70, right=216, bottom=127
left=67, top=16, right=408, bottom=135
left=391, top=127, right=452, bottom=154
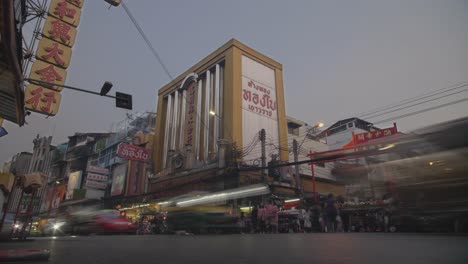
left=115, top=92, right=133, bottom=110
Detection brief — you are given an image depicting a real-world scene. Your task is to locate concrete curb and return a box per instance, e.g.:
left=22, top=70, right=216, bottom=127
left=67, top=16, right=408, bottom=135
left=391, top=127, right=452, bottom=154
left=0, top=249, right=50, bottom=262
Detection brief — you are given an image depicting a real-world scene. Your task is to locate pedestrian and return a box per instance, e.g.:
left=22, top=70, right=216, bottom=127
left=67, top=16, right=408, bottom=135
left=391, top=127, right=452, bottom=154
left=258, top=204, right=266, bottom=234
left=304, top=208, right=312, bottom=233
left=251, top=206, right=258, bottom=233
left=384, top=209, right=390, bottom=232
left=238, top=212, right=246, bottom=234
left=325, top=193, right=337, bottom=232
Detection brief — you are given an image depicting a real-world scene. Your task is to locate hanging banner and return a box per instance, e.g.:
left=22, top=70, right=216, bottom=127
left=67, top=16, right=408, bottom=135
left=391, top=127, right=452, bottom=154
left=353, top=125, right=398, bottom=145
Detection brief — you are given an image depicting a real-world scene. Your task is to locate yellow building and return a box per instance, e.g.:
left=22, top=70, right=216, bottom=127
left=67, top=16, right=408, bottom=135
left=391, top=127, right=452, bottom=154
left=150, top=39, right=289, bottom=197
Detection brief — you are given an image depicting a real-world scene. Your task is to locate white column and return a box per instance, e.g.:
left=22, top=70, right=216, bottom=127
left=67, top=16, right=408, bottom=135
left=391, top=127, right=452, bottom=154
left=179, top=89, right=187, bottom=150
left=194, top=80, right=203, bottom=161
left=204, top=70, right=211, bottom=161
left=171, top=91, right=179, bottom=150
left=163, top=95, right=172, bottom=168
left=213, top=64, right=220, bottom=150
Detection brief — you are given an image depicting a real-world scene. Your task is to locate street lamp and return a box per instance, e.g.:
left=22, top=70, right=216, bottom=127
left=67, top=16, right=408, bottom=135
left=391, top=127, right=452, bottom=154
left=209, top=110, right=216, bottom=116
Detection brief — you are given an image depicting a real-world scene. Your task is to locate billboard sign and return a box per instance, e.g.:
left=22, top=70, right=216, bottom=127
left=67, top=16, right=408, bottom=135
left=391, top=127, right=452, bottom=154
left=85, top=180, right=107, bottom=190
left=111, top=163, right=127, bottom=196
left=24, top=85, right=62, bottom=116
left=241, top=55, right=279, bottom=161
left=66, top=171, right=82, bottom=199
left=86, top=173, right=108, bottom=182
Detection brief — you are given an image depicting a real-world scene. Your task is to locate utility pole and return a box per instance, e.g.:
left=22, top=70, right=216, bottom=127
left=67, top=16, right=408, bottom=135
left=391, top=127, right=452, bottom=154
left=308, top=150, right=318, bottom=204
left=259, top=129, right=266, bottom=183
left=293, top=139, right=302, bottom=194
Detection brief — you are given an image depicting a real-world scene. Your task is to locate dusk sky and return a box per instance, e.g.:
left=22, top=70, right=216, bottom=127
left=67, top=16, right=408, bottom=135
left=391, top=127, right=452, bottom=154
left=1, top=0, right=467, bottom=165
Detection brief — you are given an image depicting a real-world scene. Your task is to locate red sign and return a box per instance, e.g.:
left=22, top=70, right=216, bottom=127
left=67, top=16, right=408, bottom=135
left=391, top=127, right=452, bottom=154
left=86, top=173, right=108, bottom=182
left=117, top=143, right=149, bottom=161
left=353, top=125, right=398, bottom=145
left=242, top=78, right=277, bottom=119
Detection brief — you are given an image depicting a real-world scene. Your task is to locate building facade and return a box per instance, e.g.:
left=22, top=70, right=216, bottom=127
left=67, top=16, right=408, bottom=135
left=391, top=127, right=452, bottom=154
left=150, top=39, right=289, bottom=199
left=286, top=117, right=345, bottom=198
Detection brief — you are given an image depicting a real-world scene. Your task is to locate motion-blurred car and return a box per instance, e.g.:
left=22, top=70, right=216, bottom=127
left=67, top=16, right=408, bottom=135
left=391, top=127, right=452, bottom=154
left=0, top=213, right=23, bottom=236
left=71, top=210, right=136, bottom=235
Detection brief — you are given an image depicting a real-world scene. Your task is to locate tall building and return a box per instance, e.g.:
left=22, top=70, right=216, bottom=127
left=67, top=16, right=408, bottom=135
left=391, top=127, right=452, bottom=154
left=150, top=39, right=289, bottom=199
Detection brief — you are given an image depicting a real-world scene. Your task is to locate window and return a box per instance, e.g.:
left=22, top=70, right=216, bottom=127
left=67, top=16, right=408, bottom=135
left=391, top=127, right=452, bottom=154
left=315, top=162, right=325, bottom=168
left=287, top=122, right=301, bottom=136
left=348, top=122, right=354, bottom=128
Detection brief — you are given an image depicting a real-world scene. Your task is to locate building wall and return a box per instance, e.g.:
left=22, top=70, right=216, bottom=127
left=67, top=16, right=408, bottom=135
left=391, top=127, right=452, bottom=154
left=152, top=39, right=288, bottom=179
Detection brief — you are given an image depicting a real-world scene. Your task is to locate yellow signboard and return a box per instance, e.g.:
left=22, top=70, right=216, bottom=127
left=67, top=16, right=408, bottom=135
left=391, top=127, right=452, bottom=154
left=66, top=0, right=84, bottom=8
left=29, top=60, right=67, bottom=91
left=42, top=16, right=78, bottom=47
left=48, top=0, right=82, bottom=27
left=36, top=38, right=72, bottom=69
left=24, top=85, right=62, bottom=116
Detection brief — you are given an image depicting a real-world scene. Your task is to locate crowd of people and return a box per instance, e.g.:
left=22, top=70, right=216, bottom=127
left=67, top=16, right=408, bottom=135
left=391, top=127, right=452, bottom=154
left=239, top=193, right=375, bottom=234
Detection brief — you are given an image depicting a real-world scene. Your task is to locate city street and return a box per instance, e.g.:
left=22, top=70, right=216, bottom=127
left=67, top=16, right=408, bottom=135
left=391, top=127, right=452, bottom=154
left=2, top=233, right=468, bottom=264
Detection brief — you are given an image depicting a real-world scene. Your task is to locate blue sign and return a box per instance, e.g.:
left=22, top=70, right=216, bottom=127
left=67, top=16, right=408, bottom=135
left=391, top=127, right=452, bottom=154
left=0, top=127, right=8, bottom=138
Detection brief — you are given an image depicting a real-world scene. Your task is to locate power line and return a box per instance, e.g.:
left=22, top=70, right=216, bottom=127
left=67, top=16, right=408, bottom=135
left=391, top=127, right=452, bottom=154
left=373, top=97, right=468, bottom=125
left=355, top=80, right=468, bottom=118
left=364, top=86, right=468, bottom=120
left=121, top=2, right=173, bottom=80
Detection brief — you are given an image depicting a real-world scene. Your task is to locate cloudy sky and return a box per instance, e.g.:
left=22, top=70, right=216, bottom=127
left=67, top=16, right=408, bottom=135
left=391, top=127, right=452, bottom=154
left=1, top=0, right=467, bottom=165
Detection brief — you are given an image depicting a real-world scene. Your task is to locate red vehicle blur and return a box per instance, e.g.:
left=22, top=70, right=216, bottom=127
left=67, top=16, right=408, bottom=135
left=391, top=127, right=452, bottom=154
left=70, top=210, right=137, bottom=235
left=94, top=212, right=137, bottom=234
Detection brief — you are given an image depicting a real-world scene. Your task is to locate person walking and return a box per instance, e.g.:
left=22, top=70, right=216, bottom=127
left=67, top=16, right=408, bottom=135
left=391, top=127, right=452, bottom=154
left=258, top=204, right=266, bottom=234
left=325, top=193, right=337, bottom=232
left=304, top=208, right=312, bottom=233
left=251, top=206, right=258, bottom=233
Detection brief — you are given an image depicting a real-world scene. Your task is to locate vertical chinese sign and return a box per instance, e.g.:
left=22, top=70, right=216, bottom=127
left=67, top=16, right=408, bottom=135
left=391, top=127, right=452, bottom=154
left=25, top=0, right=85, bottom=116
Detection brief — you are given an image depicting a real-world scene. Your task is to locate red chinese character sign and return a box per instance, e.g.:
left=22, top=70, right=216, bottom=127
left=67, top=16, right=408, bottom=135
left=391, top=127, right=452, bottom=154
left=36, top=38, right=72, bottom=68
left=24, top=85, right=62, bottom=116
left=42, top=17, right=78, bottom=47
left=184, top=81, right=197, bottom=146
left=117, top=143, right=149, bottom=162
left=29, top=60, right=67, bottom=91
left=48, top=0, right=82, bottom=27
left=352, top=124, right=398, bottom=145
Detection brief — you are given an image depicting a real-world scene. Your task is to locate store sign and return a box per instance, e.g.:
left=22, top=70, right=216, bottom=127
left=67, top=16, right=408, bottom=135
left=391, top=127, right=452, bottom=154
left=85, top=180, right=107, bottom=190
left=48, top=0, right=82, bottom=27
left=353, top=126, right=398, bottom=145
left=24, top=85, right=62, bottom=116
left=117, top=143, right=149, bottom=161
left=42, top=17, right=78, bottom=47
left=36, top=38, right=72, bottom=69
left=27, top=0, right=85, bottom=117
left=86, top=173, right=108, bottom=182
left=184, top=81, right=197, bottom=146
left=242, top=78, right=277, bottom=119
left=29, top=60, right=67, bottom=91
left=87, top=166, right=109, bottom=175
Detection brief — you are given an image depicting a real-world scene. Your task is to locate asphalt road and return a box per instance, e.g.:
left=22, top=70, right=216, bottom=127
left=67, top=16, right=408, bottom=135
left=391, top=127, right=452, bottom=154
left=1, top=233, right=468, bottom=264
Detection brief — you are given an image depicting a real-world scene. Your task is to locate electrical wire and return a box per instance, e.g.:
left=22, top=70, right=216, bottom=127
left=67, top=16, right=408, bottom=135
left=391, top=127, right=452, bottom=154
left=121, top=2, right=173, bottom=80
left=363, top=86, right=468, bottom=120
left=355, top=80, right=468, bottom=118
